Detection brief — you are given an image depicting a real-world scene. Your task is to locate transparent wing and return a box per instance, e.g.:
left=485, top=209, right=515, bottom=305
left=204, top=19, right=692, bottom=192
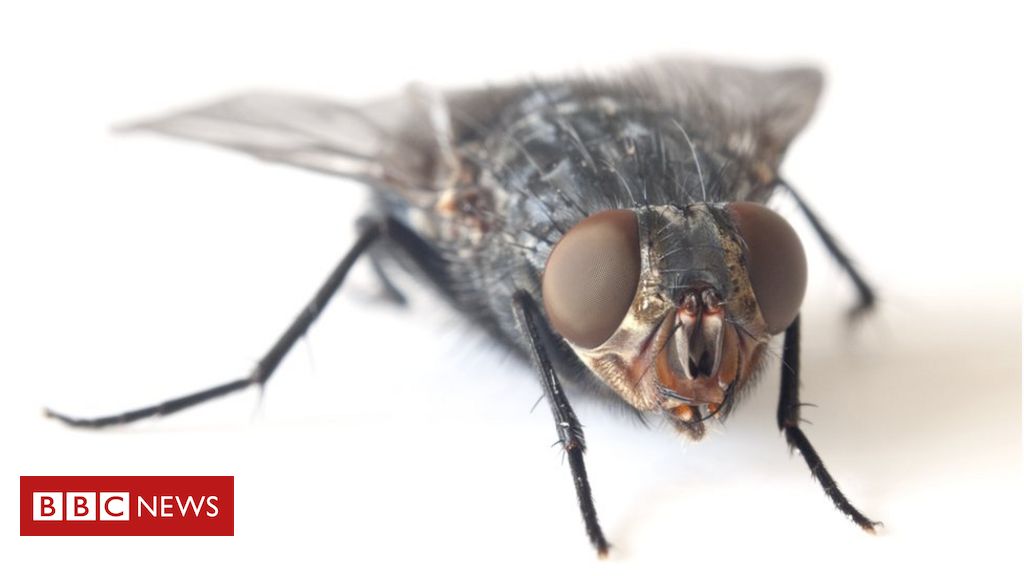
left=125, top=60, right=824, bottom=198
left=621, top=58, right=825, bottom=149
left=125, top=87, right=456, bottom=198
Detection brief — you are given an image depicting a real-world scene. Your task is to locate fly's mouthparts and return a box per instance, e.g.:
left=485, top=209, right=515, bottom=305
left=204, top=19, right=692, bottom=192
left=657, top=288, right=733, bottom=409
left=690, top=350, right=714, bottom=379
left=676, top=288, right=725, bottom=379
left=697, top=313, right=724, bottom=378
left=672, top=320, right=693, bottom=380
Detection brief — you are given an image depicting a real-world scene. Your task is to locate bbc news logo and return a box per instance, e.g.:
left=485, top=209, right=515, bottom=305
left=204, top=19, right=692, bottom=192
left=33, top=491, right=219, bottom=522
left=20, top=476, right=233, bottom=536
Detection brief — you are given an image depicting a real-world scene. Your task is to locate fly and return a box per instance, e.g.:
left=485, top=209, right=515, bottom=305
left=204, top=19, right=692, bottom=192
left=46, top=58, right=880, bottom=556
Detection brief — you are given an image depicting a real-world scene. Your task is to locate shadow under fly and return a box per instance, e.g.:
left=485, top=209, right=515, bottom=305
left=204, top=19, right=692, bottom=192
left=47, top=58, right=881, bottom=557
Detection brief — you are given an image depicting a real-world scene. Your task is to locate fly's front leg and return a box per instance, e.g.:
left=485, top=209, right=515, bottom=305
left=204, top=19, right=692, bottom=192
left=777, top=316, right=880, bottom=531
left=46, top=220, right=386, bottom=428
left=776, top=179, right=876, bottom=318
left=512, top=291, right=610, bottom=558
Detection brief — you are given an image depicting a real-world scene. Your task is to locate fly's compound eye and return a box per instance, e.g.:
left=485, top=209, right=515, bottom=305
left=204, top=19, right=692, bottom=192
left=726, top=202, right=807, bottom=334
left=542, top=210, right=641, bottom=348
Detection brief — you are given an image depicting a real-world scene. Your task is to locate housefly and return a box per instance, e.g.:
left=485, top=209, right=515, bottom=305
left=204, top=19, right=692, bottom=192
left=47, top=58, right=880, bottom=556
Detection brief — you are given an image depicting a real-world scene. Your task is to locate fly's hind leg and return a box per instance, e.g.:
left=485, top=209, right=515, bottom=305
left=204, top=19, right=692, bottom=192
left=776, top=179, right=876, bottom=319
left=513, top=291, right=610, bottom=558
left=777, top=316, right=881, bottom=531
left=46, top=220, right=386, bottom=428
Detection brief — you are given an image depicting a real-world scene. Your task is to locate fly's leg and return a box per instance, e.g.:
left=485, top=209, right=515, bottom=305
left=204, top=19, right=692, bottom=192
left=776, top=179, right=876, bottom=318
left=369, top=255, right=408, bottom=306
left=777, top=316, right=881, bottom=531
left=46, top=221, right=385, bottom=428
left=354, top=215, right=408, bottom=307
left=512, top=291, right=610, bottom=558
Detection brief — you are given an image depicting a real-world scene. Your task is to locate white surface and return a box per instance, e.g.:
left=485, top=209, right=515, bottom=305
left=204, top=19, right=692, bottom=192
left=1, top=1, right=1021, bottom=574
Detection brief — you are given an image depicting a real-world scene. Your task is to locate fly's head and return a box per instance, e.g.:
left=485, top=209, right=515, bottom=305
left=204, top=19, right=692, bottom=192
left=541, top=203, right=806, bottom=437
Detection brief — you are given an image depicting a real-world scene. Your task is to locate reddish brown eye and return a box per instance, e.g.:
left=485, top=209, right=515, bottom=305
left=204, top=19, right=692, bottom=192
left=542, top=210, right=641, bottom=348
left=726, top=202, right=807, bottom=334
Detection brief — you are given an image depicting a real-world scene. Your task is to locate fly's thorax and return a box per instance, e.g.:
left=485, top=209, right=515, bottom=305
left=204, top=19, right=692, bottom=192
left=541, top=202, right=804, bottom=435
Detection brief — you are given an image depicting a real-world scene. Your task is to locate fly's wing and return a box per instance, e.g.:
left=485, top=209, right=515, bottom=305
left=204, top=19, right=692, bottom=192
left=125, top=86, right=458, bottom=205
left=618, top=58, right=824, bottom=158
left=126, top=61, right=822, bottom=201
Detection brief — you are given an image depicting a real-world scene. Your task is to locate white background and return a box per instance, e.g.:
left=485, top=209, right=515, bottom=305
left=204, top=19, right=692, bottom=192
left=1, top=1, right=1021, bottom=574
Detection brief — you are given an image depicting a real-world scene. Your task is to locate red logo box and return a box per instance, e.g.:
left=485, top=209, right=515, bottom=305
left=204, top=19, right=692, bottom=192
left=20, top=476, right=233, bottom=536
